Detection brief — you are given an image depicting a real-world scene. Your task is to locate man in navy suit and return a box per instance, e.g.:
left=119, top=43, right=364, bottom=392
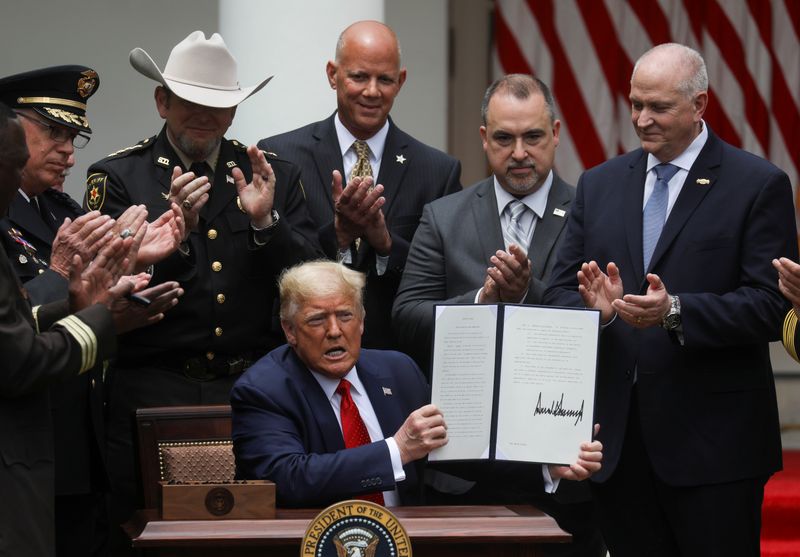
left=544, top=43, right=797, bottom=556
left=231, top=261, right=448, bottom=507
left=259, top=20, right=461, bottom=351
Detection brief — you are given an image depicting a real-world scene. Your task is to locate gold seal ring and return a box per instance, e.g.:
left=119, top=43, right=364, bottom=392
left=636, top=316, right=642, bottom=324
left=182, top=199, right=193, bottom=210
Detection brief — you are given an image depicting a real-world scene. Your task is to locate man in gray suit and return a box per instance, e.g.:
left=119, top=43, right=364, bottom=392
left=393, top=74, right=572, bottom=371
left=392, top=74, right=604, bottom=557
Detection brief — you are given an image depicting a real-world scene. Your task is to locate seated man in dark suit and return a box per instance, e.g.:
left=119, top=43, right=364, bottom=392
left=232, top=261, right=602, bottom=508
left=231, top=260, right=448, bottom=507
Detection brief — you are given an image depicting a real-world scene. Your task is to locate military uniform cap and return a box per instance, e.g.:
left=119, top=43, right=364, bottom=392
left=0, top=65, right=99, bottom=133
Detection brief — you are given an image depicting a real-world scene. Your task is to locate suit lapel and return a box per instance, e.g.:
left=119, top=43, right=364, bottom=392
left=356, top=358, right=405, bottom=438
left=376, top=121, right=410, bottom=217
left=8, top=193, right=54, bottom=245
left=528, top=176, right=571, bottom=280
left=470, top=179, right=505, bottom=266
left=647, top=134, right=721, bottom=275
left=623, top=151, right=648, bottom=285
left=204, top=139, right=239, bottom=222
left=289, top=352, right=347, bottom=452
left=312, top=116, right=345, bottom=215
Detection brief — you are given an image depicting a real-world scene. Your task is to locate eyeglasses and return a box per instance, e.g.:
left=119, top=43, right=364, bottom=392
left=15, top=111, right=91, bottom=149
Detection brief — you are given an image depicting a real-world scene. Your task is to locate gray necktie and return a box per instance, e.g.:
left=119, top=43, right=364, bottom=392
left=642, top=163, right=679, bottom=273
left=503, top=199, right=530, bottom=253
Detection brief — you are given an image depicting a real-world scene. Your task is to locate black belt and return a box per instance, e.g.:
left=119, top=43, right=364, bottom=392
left=127, top=352, right=258, bottom=382
left=180, top=355, right=253, bottom=382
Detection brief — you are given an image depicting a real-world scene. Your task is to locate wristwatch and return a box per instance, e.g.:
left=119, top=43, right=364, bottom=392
left=661, top=295, right=681, bottom=331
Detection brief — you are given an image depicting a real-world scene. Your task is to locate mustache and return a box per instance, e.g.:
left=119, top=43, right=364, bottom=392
left=507, top=161, right=535, bottom=170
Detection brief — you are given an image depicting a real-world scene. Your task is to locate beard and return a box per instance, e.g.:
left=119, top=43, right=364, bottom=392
left=175, top=131, right=221, bottom=162
left=502, top=162, right=542, bottom=195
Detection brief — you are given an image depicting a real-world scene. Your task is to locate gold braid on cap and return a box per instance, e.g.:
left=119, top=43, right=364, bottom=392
left=16, top=96, right=87, bottom=110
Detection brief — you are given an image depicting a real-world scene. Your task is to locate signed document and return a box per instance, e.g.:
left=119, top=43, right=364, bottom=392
left=429, top=304, right=599, bottom=465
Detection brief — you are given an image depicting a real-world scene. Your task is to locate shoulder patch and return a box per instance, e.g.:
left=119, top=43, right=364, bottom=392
left=86, top=173, right=107, bottom=211
left=105, top=136, right=155, bottom=158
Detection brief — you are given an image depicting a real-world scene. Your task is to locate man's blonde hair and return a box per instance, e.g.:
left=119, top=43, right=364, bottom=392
left=279, top=260, right=366, bottom=322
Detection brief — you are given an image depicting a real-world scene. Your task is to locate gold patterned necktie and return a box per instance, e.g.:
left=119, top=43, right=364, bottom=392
left=349, top=140, right=374, bottom=182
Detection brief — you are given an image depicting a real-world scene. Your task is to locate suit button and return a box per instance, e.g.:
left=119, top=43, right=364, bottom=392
left=212, top=261, right=222, bottom=272
left=206, top=351, right=215, bottom=360
left=214, top=327, right=223, bottom=337
left=91, top=379, right=96, bottom=389
left=207, top=229, right=218, bottom=240
left=625, top=369, right=631, bottom=378
left=216, top=293, right=226, bottom=304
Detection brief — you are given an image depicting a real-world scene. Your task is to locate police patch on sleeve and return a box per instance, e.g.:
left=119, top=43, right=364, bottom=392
left=86, top=173, right=107, bottom=211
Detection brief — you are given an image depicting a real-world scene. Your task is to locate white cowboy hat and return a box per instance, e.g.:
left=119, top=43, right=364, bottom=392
left=129, top=30, right=272, bottom=108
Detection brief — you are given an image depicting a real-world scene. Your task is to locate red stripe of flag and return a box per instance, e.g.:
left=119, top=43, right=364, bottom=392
left=525, top=0, right=607, bottom=169
left=686, top=0, right=772, bottom=153
left=576, top=0, right=634, bottom=104
left=627, top=0, right=674, bottom=45
left=494, top=6, right=534, bottom=75
left=747, top=0, right=800, bottom=175
left=782, top=0, right=800, bottom=43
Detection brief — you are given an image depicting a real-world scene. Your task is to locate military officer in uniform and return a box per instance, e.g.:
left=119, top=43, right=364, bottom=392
left=0, top=100, right=138, bottom=557
left=84, top=31, right=323, bottom=554
left=0, top=66, right=184, bottom=557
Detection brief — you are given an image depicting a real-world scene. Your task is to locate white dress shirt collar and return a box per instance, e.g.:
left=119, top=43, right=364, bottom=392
left=310, top=366, right=364, bottom=401
left=646, top=120, right=709, bottom=173
left=334, top=114, right=389, bottom=166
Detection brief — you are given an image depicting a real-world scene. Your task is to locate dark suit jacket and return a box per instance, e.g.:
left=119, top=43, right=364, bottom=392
left=544, top=130, right=797, bottom=486
left=392, top=175, right=574, bottom=373
left=231, top=345, right=429, bottom=507
left=0, top=190, right=106, bottom=497
left=0, top=242, right=115, bottom=557
left=259, top=114, right=462, bottom=350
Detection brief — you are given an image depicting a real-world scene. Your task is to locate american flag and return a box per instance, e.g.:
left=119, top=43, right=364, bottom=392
left=492, top=0, right=800, bottom=220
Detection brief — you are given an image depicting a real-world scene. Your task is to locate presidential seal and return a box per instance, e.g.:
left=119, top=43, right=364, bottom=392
left=205, top=487, right=235, bottom=516
left=301, top=500, right=411, bottom=557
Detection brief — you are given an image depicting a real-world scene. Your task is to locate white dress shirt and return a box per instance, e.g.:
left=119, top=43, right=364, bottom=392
left=310, top=366, right=405, bottom=506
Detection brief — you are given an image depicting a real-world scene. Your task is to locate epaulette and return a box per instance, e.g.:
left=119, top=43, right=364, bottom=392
left=230, top=138, right=283, bottom=161
left=105, top=135, right=156, bottom=158
left=230, top=139, right=248, bottom=152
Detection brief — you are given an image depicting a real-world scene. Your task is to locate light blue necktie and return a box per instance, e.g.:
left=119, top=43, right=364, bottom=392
left=503, top=199, right=531, bottom=253
left=642, top=163, right=679, bottom=273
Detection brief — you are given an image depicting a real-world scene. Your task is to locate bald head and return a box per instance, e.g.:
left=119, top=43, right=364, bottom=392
left=326, top=20, right=407, bottom=139
left=632, top=43, right=707, bottom=98
left=335, top=20, right=402, bottom=65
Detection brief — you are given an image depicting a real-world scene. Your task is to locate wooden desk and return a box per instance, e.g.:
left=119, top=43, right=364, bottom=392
left=127, top=505, right=570, bottom=556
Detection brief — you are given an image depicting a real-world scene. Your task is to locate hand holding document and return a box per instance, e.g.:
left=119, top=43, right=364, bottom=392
left=429, top=304, right=599, bottom=465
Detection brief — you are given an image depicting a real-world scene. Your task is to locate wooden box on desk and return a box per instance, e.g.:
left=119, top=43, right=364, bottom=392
left=160, top=480, right=276, bottom=520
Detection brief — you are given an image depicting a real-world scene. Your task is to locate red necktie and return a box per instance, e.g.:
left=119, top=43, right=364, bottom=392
left=336, top=378, right=385, bottom=505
